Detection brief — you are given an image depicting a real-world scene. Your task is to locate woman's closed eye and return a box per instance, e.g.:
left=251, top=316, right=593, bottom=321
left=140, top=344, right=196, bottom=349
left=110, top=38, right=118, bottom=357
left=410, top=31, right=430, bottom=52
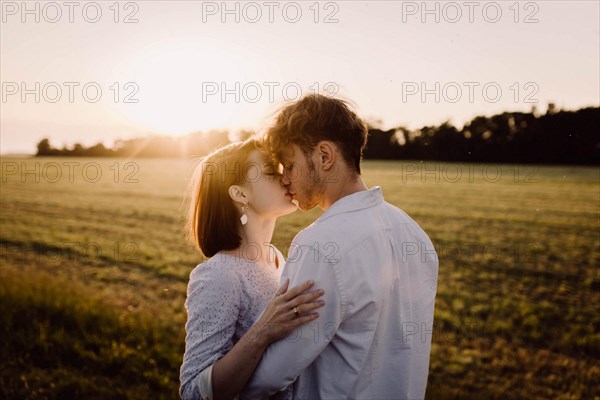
left=264, top=163, right=284, bottom=178
left=264, top=171, right=283, bottom=178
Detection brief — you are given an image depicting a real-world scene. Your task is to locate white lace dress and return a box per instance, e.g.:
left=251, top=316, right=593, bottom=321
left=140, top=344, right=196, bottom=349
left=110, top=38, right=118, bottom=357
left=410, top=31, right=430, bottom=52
left=179, top=246, right=293, bottom=400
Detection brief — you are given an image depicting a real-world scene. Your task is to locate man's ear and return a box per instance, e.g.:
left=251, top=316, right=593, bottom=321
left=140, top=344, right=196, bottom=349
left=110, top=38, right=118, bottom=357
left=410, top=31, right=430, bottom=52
left=228, top=185, right=247, bottom=204
left=316, top=141, right=336, bottom=171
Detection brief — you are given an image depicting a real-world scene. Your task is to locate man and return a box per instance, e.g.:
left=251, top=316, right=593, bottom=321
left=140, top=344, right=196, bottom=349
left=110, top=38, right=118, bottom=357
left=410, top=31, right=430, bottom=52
left=242, top=94, right=439, bottom=400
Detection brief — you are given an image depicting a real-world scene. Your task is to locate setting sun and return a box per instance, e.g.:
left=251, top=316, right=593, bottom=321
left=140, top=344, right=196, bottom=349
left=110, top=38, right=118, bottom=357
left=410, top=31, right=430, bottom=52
left=118, top=40, right=257, bottom=136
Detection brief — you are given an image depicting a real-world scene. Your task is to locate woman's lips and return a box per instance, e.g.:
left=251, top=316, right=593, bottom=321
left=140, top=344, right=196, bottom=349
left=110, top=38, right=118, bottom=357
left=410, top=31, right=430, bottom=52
left=285, top=192, right=298, bottom=206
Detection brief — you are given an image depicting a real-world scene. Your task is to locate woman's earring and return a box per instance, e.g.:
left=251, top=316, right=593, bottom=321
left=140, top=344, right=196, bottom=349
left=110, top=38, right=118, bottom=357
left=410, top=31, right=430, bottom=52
left=240, top=201, right=248, bottom=225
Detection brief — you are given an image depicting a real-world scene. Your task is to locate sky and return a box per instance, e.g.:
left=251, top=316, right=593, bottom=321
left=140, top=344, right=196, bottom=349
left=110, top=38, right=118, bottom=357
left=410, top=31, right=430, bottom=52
left=1, top=0, right=599, bottom=154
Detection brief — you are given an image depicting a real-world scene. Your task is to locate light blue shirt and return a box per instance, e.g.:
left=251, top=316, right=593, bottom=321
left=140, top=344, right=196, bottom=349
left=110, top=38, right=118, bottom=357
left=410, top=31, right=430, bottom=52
left=242, top=186, right=439, bottom=400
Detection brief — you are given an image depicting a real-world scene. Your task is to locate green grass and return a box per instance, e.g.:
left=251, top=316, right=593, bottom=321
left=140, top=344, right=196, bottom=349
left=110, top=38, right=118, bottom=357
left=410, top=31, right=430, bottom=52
left=0, top=268, right=181, bottom=399
left=1, top=157, right=599, bottom=399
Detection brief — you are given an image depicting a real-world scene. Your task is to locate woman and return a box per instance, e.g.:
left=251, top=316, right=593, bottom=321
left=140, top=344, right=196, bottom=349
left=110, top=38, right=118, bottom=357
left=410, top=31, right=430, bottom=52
left=180, top=137, right=325, bottom=400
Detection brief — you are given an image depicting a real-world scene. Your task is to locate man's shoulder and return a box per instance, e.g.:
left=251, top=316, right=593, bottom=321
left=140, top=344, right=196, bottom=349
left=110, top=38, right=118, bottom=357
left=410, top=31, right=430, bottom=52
left=292, top=219, right=334, bottom=246
left=291, top=211, right=358, bottom=251
left=292, top=201, right=397, bottom=248
left=382, top=201, right=434, bottom=238
left=293, top=200, right=430, bottom=251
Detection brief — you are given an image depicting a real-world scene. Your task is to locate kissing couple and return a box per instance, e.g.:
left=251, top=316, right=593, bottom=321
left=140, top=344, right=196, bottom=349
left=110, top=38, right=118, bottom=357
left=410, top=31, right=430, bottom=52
left=180, top=94, right=439, bottom=400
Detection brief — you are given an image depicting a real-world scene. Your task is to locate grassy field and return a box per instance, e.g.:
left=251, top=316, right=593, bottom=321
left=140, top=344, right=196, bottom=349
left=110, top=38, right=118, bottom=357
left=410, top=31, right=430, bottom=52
left=1, top=157, right=598, bottom=399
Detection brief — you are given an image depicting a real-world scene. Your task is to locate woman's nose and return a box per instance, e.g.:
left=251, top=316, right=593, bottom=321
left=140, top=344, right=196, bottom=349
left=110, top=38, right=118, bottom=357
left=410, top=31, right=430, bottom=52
left=280, top=174, right=290, bottom=186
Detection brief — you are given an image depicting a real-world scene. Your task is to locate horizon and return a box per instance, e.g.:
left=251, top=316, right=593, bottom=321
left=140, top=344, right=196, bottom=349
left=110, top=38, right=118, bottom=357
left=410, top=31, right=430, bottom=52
left=3, top=101, right=597, bottom=157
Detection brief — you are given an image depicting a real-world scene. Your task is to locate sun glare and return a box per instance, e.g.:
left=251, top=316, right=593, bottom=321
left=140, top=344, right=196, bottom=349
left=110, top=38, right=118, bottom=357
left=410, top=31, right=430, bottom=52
left=118, top=41, right=250, bottom=136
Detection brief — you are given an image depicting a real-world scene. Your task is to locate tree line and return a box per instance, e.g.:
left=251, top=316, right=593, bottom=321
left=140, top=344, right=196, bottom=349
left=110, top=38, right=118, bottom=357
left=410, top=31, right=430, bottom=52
left=36, top=105, right=599, bottom=164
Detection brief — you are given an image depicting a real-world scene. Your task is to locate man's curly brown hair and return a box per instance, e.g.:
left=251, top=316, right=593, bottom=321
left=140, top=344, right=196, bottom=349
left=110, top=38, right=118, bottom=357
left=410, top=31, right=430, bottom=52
left=264, top=94, right=368, bottom=174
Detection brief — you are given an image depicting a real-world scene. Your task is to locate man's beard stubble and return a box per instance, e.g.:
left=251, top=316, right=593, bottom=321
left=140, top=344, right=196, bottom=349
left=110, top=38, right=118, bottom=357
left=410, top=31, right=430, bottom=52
left=298, top=156, right=326, bottom=211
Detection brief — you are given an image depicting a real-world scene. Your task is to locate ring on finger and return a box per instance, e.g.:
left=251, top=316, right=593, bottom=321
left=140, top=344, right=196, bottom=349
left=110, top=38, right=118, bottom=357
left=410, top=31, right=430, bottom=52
left=293, top=306, right=299, bottom=316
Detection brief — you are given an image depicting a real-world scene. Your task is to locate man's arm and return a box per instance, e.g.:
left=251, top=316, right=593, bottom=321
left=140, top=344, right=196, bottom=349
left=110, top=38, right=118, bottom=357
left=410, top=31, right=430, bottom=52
left=241, top=244, right=344, bottom=398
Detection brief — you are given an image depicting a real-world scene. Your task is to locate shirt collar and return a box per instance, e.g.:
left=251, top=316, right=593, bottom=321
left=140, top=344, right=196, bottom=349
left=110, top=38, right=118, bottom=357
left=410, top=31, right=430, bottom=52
left=316, top=186, right=384, bottom=223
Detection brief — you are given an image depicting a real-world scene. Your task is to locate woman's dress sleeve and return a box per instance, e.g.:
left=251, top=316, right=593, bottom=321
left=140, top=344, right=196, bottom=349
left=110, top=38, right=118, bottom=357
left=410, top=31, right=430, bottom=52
left=180, top=263, right=241, bottom=400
